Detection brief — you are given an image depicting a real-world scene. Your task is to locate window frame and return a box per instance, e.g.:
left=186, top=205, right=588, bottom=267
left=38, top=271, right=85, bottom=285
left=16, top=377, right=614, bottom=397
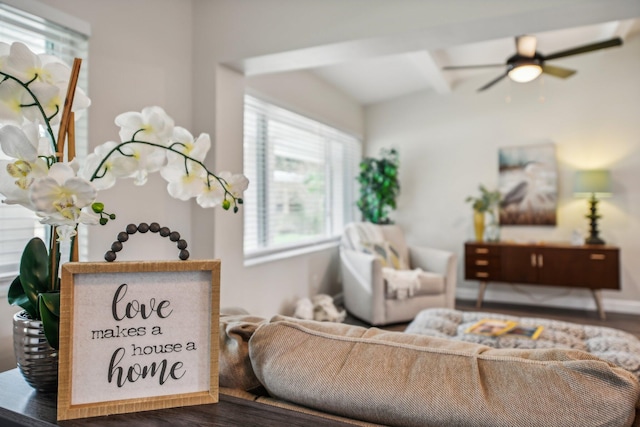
left=243, top=93, right=362, bottom=263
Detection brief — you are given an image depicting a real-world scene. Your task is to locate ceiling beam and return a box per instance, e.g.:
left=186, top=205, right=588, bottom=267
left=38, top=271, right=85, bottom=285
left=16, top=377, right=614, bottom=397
left=406, top=51, right=452, bottom=94
left=613, top=18, right=636, bottom=39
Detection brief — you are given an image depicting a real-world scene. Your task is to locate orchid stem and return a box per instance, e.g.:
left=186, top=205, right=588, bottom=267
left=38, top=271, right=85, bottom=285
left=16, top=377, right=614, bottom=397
left=88, top=138, right=240, bottom=204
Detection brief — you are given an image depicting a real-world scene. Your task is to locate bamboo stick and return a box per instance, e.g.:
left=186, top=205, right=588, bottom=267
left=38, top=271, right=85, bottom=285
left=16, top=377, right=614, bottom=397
left=56, top=58, right=82, bottom=162
left=68, top=113, right=79, bottom=262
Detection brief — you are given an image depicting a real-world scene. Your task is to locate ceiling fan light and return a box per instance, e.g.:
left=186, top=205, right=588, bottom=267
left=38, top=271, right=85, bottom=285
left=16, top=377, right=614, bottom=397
left=508, top=64, right=542, bottom=83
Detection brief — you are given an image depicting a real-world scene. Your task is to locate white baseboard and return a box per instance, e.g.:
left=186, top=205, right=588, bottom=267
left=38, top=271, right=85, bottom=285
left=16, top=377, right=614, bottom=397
left=456, top=284, right=640, bottom=315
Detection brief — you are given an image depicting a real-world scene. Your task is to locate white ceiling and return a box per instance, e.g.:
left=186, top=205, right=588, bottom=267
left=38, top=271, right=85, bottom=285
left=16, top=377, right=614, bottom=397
left=311, top=18, right=640, bottom=105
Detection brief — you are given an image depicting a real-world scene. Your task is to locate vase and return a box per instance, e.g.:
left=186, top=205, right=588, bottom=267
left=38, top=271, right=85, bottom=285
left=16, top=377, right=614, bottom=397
left=473, top=211, right=485, bottom=242
left=13, top=310, right=58, bottom=392
left=484, top=209, right=500, bottom=242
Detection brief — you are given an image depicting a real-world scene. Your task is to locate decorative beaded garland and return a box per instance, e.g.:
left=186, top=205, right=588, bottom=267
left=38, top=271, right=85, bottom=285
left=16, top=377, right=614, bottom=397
left=104, top=222, right=190, bottom=262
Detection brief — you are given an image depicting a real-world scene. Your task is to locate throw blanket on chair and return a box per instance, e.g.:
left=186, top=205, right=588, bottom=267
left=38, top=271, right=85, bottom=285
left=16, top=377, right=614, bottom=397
left=382, top=267, right=422, bottom=300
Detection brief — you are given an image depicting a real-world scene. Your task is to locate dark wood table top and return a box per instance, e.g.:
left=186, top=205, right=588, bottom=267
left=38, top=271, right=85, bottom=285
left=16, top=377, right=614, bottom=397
left=0, top=369, right=351, bottom=426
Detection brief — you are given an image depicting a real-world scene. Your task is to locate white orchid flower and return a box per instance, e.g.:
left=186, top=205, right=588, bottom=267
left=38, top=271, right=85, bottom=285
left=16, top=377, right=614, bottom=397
left=0, top=123, right=39, bottom=160
left=196, top=172, right=249, bottom=209
left=2, top=42, right=71, bottom=85
left=0, top=78, right=27, bottom=123
left=69, top=86, right=91, bottom=119
left=219, top=171, right=249, bottom=199
left=0, top=42, right=90, bottom=124
left=115, top=106, right=174, bottom=145
left=20, top=81, right=67, bottom=125
left=0, top=124, right=49, bottom=207
left=160, top=158, right=207, bottom=201
left=79, top=141, right=137, bottom=190
left=30, top=162, right=97, bottom=227
left=196, top=179, right=225, bottom=208
left=116, top=142, right=167, bottom=185
left=54, top=224, right=77, bottom=242
left=159, top=128, right=212, bottom=200
left=0, top=158, right=45, bottom=208
left=24, top=82, right=91, bottom=125
left=168, top=128, right=211, bottom=160
left=44, top=206, right=99, bottom=241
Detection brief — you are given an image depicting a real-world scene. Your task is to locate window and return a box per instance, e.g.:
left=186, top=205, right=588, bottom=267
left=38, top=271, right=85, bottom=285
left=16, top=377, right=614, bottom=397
left=0, top=2, right=89, bottom=285
left=243, top=95, right=361, bottom=258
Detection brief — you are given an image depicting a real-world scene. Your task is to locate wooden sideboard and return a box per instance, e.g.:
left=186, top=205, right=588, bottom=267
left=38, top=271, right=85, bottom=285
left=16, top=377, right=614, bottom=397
left=465, top=241, right=620, bottom=319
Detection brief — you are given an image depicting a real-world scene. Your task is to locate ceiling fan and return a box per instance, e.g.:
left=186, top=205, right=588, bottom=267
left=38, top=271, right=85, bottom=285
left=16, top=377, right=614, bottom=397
left=442, top=35, right=623, bottom=92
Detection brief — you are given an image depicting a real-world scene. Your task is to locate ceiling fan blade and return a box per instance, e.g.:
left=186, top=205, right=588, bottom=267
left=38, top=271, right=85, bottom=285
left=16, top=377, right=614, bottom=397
left=544, top=37, right=622, bottom=60
left=477, top=72, right=508, bottom=92
left=541, top=64, right=576, bottom=78
left=442, top=64, right=504, bottom=70
left=516, top=35, right=537, bottom=58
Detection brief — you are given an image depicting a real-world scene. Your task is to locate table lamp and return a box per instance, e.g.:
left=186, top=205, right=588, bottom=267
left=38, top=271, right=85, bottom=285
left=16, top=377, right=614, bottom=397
left=573, top=170, right=612, bottom=245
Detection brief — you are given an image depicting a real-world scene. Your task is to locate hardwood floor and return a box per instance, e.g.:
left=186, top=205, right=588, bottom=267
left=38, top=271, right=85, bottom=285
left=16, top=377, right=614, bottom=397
left=348, top=299, right=640, bottom=338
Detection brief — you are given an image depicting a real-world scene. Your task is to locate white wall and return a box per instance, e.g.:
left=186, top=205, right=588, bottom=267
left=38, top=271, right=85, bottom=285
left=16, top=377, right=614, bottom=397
left=365, top=35, right=640, bottom=313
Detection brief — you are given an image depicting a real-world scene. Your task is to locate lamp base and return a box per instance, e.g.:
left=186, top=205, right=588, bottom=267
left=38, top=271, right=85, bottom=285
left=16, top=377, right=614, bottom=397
left=585, top=194, right=605, bottom=245
left=585, top=236, right=605, bottom=245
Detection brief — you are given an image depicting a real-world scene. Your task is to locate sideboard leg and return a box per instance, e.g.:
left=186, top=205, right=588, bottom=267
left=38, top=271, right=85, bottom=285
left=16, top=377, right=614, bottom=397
left=591, top=289, right=606, bottom=320
left=476, top=282, right=487, bottom=308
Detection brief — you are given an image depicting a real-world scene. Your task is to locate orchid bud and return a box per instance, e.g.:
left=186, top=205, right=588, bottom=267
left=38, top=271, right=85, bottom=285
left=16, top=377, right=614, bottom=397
left=92, top=202, right=104, bottom=213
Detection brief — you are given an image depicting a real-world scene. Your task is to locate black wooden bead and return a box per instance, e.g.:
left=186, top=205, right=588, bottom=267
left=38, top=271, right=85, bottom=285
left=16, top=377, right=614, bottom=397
left=111, top=241, right=123, bottom=252
left=149, top=222, right=160, bottom=232
left=179, top=249, right=190, bottom=260
left=169, top=231, right=180, bottom=242
left=117, top=232, right=129, bottom=242
left=177, top=239, right=188, bottom=250
left=126, top=224, right=137, bottom=234
left=104, top=251, right=116, bottom=262
left=159, top=227, right=171, bottom=237
left=138, top=222, right=149, bottom=233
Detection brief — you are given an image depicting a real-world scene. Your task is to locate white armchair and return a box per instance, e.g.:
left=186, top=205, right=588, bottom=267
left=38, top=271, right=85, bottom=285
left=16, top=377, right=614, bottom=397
left=340, top=222, right=457, bottom=325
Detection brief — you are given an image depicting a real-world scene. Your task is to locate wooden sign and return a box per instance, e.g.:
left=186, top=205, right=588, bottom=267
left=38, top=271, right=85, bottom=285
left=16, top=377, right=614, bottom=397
left=58, top=260, right=220, bottom=421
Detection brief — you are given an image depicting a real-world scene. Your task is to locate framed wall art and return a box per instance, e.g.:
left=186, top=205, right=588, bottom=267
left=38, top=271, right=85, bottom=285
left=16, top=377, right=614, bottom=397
left=498, top=143, right=558, bottom=226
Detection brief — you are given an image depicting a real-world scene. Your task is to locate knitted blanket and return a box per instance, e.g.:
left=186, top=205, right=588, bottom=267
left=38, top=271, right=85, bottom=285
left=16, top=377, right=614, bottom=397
left=406, top=308, right=640, bottom=381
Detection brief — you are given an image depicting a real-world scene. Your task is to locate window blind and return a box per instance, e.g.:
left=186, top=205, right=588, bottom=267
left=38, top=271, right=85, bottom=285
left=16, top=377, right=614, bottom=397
left=0, top=2, right=89, bottom=282
left=243, top=95, right=361, bottom=257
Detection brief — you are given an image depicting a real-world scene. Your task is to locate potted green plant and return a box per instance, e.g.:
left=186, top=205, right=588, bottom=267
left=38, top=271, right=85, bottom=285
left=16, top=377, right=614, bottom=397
left=357, top=148, right=400, bottom=224
left=465, top=185, right=501, bottom=241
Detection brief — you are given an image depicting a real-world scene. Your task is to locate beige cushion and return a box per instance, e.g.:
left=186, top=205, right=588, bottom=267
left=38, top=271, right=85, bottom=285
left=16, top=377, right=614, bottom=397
left=249, top=316, right=640, bottom=427
left=365, top=240, right=408, bottom=270
left=415, top=270, right=445, bottom=295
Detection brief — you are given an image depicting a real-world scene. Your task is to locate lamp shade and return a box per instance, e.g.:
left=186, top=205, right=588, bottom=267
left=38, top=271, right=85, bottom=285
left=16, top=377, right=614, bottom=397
left=573, top=170, right=612, bottom=197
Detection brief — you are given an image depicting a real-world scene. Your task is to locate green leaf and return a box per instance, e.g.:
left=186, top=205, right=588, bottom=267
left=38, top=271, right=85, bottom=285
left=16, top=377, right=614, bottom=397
left=19, top=237, right=51, bottom=312
left=40, top=292, right=60, bottom=317
left=8, top=276, right=37, bottom=318
left=39, top=294, right=59, bottom=350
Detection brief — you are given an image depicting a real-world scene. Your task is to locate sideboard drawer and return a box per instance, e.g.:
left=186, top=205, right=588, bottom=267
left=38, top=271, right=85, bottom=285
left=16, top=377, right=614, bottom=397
left=464, top=243, right=502, bottom=281
left=465, top=244, right=500, bottom=257
left=465, top=266, right=502, bottom=281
